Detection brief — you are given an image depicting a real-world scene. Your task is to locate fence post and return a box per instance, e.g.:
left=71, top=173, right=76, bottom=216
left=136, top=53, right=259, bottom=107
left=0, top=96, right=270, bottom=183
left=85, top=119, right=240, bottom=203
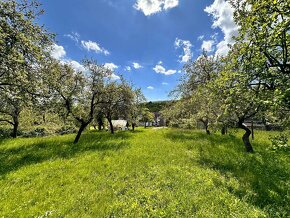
left=251, top=120, right=254, bottom=140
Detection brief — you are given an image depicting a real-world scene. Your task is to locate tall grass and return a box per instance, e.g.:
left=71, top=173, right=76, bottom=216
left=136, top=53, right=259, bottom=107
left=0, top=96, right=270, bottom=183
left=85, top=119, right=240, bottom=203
left=0, top=128, right=289, bottom=217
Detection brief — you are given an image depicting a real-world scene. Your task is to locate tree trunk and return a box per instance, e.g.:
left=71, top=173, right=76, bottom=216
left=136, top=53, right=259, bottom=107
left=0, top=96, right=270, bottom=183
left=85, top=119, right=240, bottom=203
left=108, top=119, right=114, bottom=134
left=97, top=117, right=103, bottom=131
left=144, top=122, right=147, bottom=128
left=221, top=125, right=227, bottom=135
left=10, top=114, right=19, bottom=138
left=132, top=123, right=135, bottom=131
left=205, top=125, right=211, bottom=135
left=11, top=121, right=19, bottom=138
left=262, top=117, right=271, bottom=131
left=251, top=120, right=254, bottom=140
left=42, top=113, right=46, bottom=123
left=10, top=108, right=20, bottom=138
left=221, top=126, right=226, bottom=135
left=201, top=119, right=210, bottom=135
left=74, top=123, right=89, bottom=144
left=238, top=119, right=254, bottom=153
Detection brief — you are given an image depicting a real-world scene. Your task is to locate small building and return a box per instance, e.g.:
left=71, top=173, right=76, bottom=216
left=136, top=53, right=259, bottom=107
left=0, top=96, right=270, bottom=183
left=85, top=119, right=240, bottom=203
left=109, top=120, right=128, bottom=131
left=153, top=112, right=166, bottom=127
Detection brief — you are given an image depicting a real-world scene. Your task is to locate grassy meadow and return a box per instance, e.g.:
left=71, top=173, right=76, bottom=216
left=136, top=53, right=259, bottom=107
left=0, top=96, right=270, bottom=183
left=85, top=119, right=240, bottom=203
left=0, top=128, right=289, bottom=217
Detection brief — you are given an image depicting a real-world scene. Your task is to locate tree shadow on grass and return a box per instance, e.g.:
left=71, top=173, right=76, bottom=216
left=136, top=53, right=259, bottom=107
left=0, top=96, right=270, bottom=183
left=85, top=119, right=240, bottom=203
left=165, top=129, right=244, bottom=151
left=168, top=130, right=290, bottom=216
left=0, top=131, right=133, bottom=178
left=166, top=129, right=290, bottom=216
left=199, top=147, right=290, bottom=216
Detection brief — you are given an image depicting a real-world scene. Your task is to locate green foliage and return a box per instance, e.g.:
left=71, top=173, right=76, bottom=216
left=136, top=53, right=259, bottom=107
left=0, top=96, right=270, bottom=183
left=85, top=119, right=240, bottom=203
left=0, top=129, right=13, bottom=138
left=229, top=0, right=290, bottom=107
left=167, top=0, right=290, bottom=152
left=143, top=101, right=169, bottom=113
left=141, top=107, right=154, bottom=124
left=0, top=0, right=53, bottom=83
left=45, top=59, right=113, bottom=142
left=0, top=129, right=289, bottom=216
left=55, top=126, right=78, bottom=135
left=166, top=53, right=222, bottom=133
left=269, top=133, right=289, bottom=151
left=0, top=0, right=53, bottom=137
left=129, top=88, right=146, bottom=125
left=101, top=78, right=135, bottom=121
left=23, top=127, right=47, bottom=137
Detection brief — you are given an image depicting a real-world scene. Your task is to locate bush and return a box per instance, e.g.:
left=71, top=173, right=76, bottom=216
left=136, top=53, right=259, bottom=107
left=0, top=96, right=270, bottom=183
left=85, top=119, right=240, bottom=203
left=0, top=129, right=12, bottom=138
left=55, top=126, right=77, bottom=135
left=0, top=129, right=25, bottom=138
left=23, top=128, right=47, bottom=138
left=269, top=133, right=289, bottom=151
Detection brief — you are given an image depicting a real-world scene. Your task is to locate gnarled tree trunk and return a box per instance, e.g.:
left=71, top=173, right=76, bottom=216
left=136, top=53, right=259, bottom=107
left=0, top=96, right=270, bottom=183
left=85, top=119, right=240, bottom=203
left=74, top=121, right=90, bottom=144
left=108, top=118, right=114, bottom=134
left=205, top=126, right=210, bottom=135
left=238, top=118, right=254, bottom=153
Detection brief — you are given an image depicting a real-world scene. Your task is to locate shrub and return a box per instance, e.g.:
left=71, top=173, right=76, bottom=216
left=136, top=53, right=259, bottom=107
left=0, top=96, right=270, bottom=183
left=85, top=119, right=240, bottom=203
left=0, top=129, right=12, bottom=138
left=0, top=129, right=25, bottom=138
left=55, top=126, right=77, bottom=135
left=23, top=128, right=47, bottom=138
left=269, top=133, right=289, bottom=151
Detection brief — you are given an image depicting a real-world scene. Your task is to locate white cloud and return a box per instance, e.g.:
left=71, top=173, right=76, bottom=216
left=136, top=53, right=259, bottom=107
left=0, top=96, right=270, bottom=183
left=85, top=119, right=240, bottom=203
left=70, top=61, right=119, bottom=80
left=104, top=62, right=119, bottom=71
left=133, top=62, right=143, bottom=69
left=153, top=63, right=176, bottom=75
left=103, top=63, right=120, bottom=80
left=162, top=82, right=168, bottom=85
left=163, top=0, right=179, bottom=10
left=64, top=32, right=80, bottom=43
left=68, top=60, right=86, bottom=72
left=204, top=0, right=238, bottom=56
left=109, top=73, right=120, bottom=80
left=125, top=66, right=132, bottom=71
left=134, top=0, right=179, bottom=16
left=50, top=43, right=87, bottom=73
left=201, top=40, right=215, bottom=52
left=81, top=40, right=110, bottom=55
left=147, top=86, right=154, bottom=90
left=50, top=44, right=66, bottom=60
left=49, top=43, right=117, bottom=80
left=174, top=38, right=192, bottom=63
left=211, top=32, right=219, bottom=41
left=198, top=35, right=204, bottom=41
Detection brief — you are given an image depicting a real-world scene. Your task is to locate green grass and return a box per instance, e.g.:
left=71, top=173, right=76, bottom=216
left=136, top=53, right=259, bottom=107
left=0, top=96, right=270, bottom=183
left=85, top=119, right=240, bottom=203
left=0, top=128, right=289, bottom=217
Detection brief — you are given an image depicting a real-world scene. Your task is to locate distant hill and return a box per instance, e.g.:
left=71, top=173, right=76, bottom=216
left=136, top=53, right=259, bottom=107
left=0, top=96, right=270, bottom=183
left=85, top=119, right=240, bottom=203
left=142, top=100, right=173, bottom=113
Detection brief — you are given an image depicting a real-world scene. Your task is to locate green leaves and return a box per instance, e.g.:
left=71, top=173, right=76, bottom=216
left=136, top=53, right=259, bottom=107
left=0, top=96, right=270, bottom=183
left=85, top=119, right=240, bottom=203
left=0, top=0, right=54, bottom=136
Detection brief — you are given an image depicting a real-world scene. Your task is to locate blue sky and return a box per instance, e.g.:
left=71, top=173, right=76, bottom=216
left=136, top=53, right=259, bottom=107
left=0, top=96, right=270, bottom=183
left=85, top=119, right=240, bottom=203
left=39, top=0, right=237, bottom=101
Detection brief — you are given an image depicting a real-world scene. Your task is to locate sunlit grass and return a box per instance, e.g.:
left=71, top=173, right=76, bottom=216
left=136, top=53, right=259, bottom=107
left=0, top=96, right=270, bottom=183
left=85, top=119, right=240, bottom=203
left=0, top=128, right=289, bottom=217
